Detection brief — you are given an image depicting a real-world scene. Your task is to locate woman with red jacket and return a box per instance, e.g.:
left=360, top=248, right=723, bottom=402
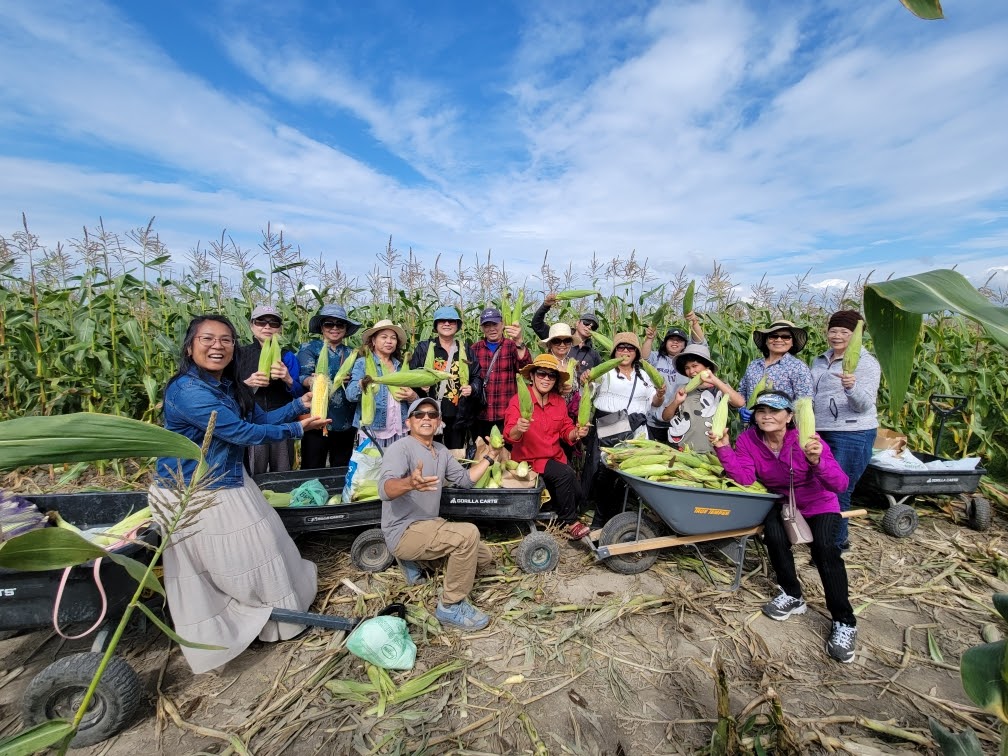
left=504, top=354, right=591, bottom=539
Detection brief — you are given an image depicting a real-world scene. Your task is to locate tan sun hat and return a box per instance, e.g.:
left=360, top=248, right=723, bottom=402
left=518, top=353, right=570, bottom=386
left=538, top=322, right=574, bottom=350
left=752, top=320, right=808, bottom=357
left=609, top=331, right=641, bottom=358
left=360, top=319, right=407, bottom=347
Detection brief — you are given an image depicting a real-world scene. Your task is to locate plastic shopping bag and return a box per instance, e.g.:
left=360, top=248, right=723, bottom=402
left=346, top=615, right=417, bottom=670
left=341, top=438, right=383, bottom=503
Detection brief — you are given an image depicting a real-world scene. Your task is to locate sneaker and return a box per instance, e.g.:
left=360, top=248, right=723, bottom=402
left=826, top=621, right=857, bottom=663
left=435, top=600, right=491, bottom=631
left=398, top=560, right=428, bottom=586
left=761, top=590, right=807, bottom=621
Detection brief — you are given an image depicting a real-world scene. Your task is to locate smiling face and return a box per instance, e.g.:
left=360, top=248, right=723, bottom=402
left=548, top=337, right=572, bottom=360
left=371, top=329, right=399, bottom=357
left=531, top=368, right=559, bottom=395
left=321, top=319, right=348, bottom=347
left=575, top=319, right=596, bottom=339
left=682, top=359, right=711, bottom=380
left=436, top=319, right=459, bottom=339
left=827, top=326, right=853, bottom=356
left=189, top=319, right=236, bottom=379
left=765, top=330, right=793, bottom=357
left=665, top=336, right=687, bottom=356
left=406, top=404, right=440, bottom=440
left=480, top=320, right=503, bottom=343
left=754, top=405, right=792, bottom=436
left=250, top=316, right=281, bottom=346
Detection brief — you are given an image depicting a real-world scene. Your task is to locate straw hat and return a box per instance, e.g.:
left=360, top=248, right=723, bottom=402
left=518, top=353, right=570, bottom=385
left=538, top=322, right=574, bottom=350
left=360, top=319, right=407, bottom=346
left=752, top=320, right=808, bottom=357
left=674, top=343, right=719, bottom=375
left=609, top=331, right=641, bottom=358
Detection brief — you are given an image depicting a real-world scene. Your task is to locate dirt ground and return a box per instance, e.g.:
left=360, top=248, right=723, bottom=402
left=2, top=497, right=1006, bottom=755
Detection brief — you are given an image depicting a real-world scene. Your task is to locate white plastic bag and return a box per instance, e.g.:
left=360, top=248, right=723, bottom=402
left=341, top=438, right=383, bottom=503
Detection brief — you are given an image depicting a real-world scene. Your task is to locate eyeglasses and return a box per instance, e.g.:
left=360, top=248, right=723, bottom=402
left=615, top=344, right=636, bottom=352
left=580, top=320, right=599, bottom=331
left=410, top=410, right=440, bottom=420
left=322, top=320, right=347, bottom=330
left=767, top=333, right=793, bottom=341
left=196, top=334, right=235, bottom=347
left=551, top=338, right=573, bottom=346
left=252, top=318, right=281, bottom=328
left=533, top=370, right=558, bottom=380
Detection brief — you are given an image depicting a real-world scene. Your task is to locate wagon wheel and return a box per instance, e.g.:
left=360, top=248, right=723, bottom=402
left=967, top=496, right=993, bottom=532
left=599, top=511, right=660, bottom=575
left=23, top=652, right=142, bottom=748
left=350, top=528, right=394, bottom=573
left=514, top=532, right=560, bottom=574
left=881, top=503, right=919, bottom=538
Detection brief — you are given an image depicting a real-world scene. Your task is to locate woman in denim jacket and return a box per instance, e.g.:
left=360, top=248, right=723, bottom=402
left=152, top=315, right=327, bottom=674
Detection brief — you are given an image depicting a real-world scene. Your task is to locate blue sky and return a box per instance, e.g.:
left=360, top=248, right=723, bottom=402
left=1, top=0, right=1007, bottom=295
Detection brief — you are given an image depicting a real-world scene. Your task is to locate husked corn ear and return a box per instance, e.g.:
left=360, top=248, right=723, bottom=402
left=591, top=331, right=613, bottom=354
left=585, top=357, right=624, bottom=383
left=842, top=320, right=864, bottom=374
left=489, top=425, right=504, bottom=449
left=514, top=461, right=530, bottom=479
left=709, top=394, right=730, bottom=437
left=555, top=289, right=599, bottom=301
left=311, top=373, right=331, bottom=417
left=794, top=397, right=815, bottom=448
left=639, top=359, right=665, bottom=389
left=746, top=374, right=770, bottom=409
left=682, top=280, right=696, bottom=315
left=516, top=374, right=534, bottom=419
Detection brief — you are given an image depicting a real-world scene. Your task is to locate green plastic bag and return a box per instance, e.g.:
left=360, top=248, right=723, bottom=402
left=346, top=615, right=417, bottom=670
left=289, top=479, right=329, bottom=508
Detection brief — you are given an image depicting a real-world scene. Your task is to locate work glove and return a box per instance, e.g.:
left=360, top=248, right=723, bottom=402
left=738, top=407, right=753, bottom=425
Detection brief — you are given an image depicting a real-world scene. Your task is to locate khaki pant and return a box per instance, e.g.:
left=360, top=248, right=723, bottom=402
left=393, top=518, right=494, bottom=605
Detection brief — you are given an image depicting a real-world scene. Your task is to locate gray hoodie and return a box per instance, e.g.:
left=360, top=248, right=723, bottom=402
left=810, top=347, right=880, bottom=432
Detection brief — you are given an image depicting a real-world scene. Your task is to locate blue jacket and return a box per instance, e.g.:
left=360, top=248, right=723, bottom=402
left=155, top=367, right=305, bottom=489
left=344, top=353, right=410, bottom=429
left=296, top=340, right=356, bottom=431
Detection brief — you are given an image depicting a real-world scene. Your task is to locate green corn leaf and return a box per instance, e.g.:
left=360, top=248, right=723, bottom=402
left=0, top=719, right=77, bottom=756
left=898, top=0, right=943, bottom=20
left=960, top=641, right=1008, bottom=724
left=926, top=718, right=983, bottom=756
left=926, top=629, right=944, bottom=663
left=135, top=602, right=226, bottom=650
left=0, top=413, right=202, bottom=472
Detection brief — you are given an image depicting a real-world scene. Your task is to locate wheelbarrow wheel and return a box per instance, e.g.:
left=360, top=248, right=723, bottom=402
left=351, top=529, right=394, bottom=573
left=881, top=503, right=918, bottom=538
left=599, top=511, right=660, bottom=575
left=515, top=532, right=560, bottom=574
left=23, top=652, right=142, bottom=748
left=967, top=496, right=992, bottom=532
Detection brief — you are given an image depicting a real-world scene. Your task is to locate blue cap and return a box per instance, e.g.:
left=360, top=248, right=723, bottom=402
left=432, top=305, right=462, bottom=325
left=309, top=304, right=361, bottom=336
left=480, top=307, right=502, bottom=325
left=752, top=392, right=794, bottom=411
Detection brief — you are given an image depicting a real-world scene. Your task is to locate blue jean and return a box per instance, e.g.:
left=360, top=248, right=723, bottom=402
left=819, top=428, right=877, bottom=547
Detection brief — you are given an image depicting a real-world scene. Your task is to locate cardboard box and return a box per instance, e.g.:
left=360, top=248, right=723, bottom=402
left=874, top=428, right=908, bottom=455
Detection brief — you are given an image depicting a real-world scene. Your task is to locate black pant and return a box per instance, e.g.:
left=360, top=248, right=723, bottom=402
left=301, top=427, right=356, bottom=469
left=589, top=466, right=629, bottom=527
left=248, top=439, right=294, bottom=475
left=437, top=415, right=469, bottom=451
left=762, top=505, right=856, bottom=626
left=542, top=459, right=582, bottom=525
left=646, top=424, right=671, bottom=444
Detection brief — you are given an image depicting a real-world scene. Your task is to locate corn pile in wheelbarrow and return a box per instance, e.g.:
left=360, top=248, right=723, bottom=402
left=602, top=439, right=769, bottom=493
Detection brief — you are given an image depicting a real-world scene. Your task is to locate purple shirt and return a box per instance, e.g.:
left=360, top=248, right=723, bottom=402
left=714, top=428, right=848, bottom=518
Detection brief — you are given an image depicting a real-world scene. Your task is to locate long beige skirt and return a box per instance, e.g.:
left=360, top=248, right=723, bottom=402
left=150, top=474, right=318, bottom=674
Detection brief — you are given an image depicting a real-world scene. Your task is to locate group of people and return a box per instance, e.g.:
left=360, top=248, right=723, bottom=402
left=153, top=298, right=880, bottom=672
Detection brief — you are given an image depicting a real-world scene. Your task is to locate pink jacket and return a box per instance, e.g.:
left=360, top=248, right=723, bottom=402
left=715, top=428, right=848, bottom=518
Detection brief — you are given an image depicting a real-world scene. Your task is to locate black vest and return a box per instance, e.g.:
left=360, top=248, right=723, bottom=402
left=235, top=341, right=292, bottom=412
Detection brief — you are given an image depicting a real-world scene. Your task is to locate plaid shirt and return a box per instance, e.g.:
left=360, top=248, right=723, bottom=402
left=472, top=338, right=531, bottom=421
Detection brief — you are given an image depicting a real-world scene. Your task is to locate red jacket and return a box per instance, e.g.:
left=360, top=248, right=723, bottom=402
left=504, top=391, right=576, bottom=474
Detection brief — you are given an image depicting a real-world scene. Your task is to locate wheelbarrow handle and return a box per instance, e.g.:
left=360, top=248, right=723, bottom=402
left=269, top=602, right=406, bottom=632
left=928, top=394, right=967, bottom=416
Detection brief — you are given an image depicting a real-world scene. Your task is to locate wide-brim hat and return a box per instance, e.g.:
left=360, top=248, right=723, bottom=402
left=431, top=305, right=463, bottom=328
left=309, top=304, right=362, bottom=336
left=610, top=331, right=641, bottom=358
left=518, top=353, right=570, bottom=385
left=539, top=322, right=574, bottom=350
left=752, top=320, right=808, bottom=356
left=674, top=343, right=718, bottom=375
left=360, top=319, right=407, bottom=346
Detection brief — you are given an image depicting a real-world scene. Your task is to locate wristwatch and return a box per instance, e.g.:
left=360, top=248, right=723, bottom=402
left=483, top=454, right=495, bottom=465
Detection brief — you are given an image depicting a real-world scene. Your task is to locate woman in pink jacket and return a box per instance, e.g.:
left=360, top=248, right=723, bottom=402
left=709, top=390, right=857, bottom=664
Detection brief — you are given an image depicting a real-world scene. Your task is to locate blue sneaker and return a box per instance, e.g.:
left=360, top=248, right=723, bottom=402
left=398, top=559, right=427, bottom=586
left=435, top=600, right=490, bottom=631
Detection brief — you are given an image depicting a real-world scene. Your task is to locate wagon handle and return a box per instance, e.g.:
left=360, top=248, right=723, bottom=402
left=928, top=394, right=967, bottom=455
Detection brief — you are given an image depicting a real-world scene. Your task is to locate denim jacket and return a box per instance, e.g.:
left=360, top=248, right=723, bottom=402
left=155, top=367, right=305, bottom=489
left=344, top=354, right=410, bottom=429
left=296, top=340, right=357, bottom=431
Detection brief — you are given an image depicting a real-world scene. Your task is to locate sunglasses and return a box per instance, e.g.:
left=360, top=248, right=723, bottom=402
left=551, top=338, right=573, bottom=346
left=767, top=333, right=793, bottom=341
left=411, top=410, right=440, bottom=420
left=533, top=369, right=558, bottom=380
left=615, top=344, right=636, bottom=352
left=580, top=320, right=599, bottom=331
left=322, top=320, right=347, bottom=329
left=252, top=318, right=281, bottom=328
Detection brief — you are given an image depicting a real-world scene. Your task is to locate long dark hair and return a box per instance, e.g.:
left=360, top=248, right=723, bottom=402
left=657, top=334, right=684, bottom=359
left=167, top=314, right=255, bottom=417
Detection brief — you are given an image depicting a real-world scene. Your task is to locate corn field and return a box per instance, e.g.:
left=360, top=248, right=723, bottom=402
left=2, top=216, right=1007, bottom=479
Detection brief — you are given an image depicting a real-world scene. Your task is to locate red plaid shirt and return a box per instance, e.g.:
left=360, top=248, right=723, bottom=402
left=472, top=338, right=531, bottom=421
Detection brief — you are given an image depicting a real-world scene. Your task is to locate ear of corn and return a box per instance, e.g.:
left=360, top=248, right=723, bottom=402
left=423, top=340, right=435, bottom=370
left=489, top=425, right=504, bottom=449
left=709, top=394, right=730, bottom=437
left=586, top=357, right=625, bottom=383
left=257, top=339, right=273, bottom=374
left=500, top=291, right=512, bottom=327
left=513, top=290, right=525, bottom=325
left=491, top=462, right=502, bottom=485
left=842, top=320, right=864, bottom=374
left=639, top=360, right=665, bottom=389
left=475, top=465, right=492, bottom=488
left=746, top=374, right=769, bottom=409
left=90, top=506, right=153, bottom=547
left=361, top=355, right=378, bottom=425
left=682, top=280, right=696, bottom=315
left=514, top=461, right=530, bottom=479
left=794, top=397, right=815, bottom=448
left=315, top=342, right=329, bottom=377
left=516, top=374, right=534, bottom=419
left=457, top=341, right=469, bottom=386
left=577, top=388, right=594, bottom=425
left=555, top=289, right=599, bottom=301
left=332, top=348, right=358, bottom=384
left=271, top=334, right=281, bottom=367
left=370, top=368, right=449, bottom=388
left=311, top=373, right=330, bottom=417
left=591, top=331, right=613, bottom=354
